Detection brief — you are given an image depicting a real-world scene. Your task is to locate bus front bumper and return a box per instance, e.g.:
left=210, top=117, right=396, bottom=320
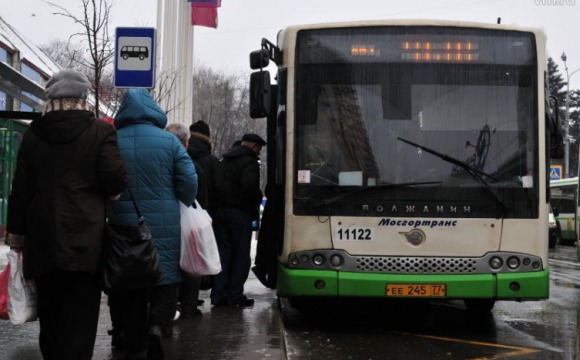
left=276, top=264, right=549, bottom=299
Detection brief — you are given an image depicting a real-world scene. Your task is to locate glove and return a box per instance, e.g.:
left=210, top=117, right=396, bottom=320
left=5, top=233, right=24, bottom=251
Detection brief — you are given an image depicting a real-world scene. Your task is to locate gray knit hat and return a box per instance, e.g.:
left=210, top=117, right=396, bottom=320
left=45, top=69, right=91, bottom=99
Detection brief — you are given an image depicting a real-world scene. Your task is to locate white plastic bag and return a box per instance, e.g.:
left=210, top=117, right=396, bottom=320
left=180, top=201, right=222, bottom=276
left=7, top=250, right=37, bottom=324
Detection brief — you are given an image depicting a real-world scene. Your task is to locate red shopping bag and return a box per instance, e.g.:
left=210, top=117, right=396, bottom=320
left=0, top=263, right=10, bottom=320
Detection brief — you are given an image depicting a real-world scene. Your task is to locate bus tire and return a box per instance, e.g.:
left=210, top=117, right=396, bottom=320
left=464, top=299, right=495, bottom=314
left=288, top=296, right=308, bottom=309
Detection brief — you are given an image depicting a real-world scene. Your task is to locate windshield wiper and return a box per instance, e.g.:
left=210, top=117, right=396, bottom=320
left=398, top=137, right=499, bottom=181
left=397, top=137, right=507, bottom=215
left=314, top=181, right=442, bottom=207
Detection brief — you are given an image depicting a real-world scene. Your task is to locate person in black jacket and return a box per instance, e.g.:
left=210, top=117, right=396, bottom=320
left=187, top=120, right=227, bottom=215
left=175, top=120, right=226, bottom=318
left=210, top=133, right=266, bottom=307
left=5, top=69, right=127, bottom=360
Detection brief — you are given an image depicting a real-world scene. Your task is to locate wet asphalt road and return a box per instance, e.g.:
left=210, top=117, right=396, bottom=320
left=0, top=244, right=578, bottom=360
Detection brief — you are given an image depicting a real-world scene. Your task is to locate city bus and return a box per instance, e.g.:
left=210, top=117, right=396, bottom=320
left=549, top=177, right=578, bottom=246
left=249, top=20, right=564, bottom=313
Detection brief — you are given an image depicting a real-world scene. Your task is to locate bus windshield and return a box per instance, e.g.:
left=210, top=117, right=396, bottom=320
left=294, top=26, right=537, bottom=218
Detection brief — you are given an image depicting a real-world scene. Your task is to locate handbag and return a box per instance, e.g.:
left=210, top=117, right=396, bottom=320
left=6, top=250, right=37, bottom=324
left=179, top=201, right=221, bottom=277
left=103, top=188, right=163, bottom=291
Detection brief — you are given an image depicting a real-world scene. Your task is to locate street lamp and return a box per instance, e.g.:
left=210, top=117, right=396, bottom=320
left=561, top=52, right=580, bottom=178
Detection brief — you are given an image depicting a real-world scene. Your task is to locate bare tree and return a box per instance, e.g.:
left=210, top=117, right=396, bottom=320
left=40, top=39, right=87, bottom=73
left=46, top=0, right=114, bottom=118
left=152, top=68, right=188, bottom=117
left=191, top=65, right=263, bottom=158
left=191, top=64, right=268, bottom=188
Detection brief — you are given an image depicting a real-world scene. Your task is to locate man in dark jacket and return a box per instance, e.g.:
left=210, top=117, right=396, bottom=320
left=175, top=120, right=227, bottom=318
left=5, top=69, right=128, bottom=360
left=187, top=120, right=227, bottom=215
left=211, top=133, right=266, bottom=307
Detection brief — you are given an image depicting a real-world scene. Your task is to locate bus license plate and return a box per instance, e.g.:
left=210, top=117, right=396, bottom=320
left=385, top=284, right=446, bottom=297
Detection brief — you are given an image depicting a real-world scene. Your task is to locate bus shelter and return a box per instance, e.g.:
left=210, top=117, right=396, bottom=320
left=0, top=112, right=37, bottom=238
left=0, top=61, right=45, bottom=239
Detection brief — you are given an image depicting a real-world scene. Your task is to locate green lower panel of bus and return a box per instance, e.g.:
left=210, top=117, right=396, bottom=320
left=276, top=264, right=549, bottom=299
left=561, top=230, right=575, bottom=241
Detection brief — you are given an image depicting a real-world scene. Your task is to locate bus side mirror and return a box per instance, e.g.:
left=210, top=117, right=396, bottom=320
left=548, top=96, right=564, bottom=159
left=250, top=49, right=270, bottom=70
left=250, top=71, right=271, bottom=118
left=550, top=117, right=564, bottom=159
left=552, top=207, right=560, bottom=217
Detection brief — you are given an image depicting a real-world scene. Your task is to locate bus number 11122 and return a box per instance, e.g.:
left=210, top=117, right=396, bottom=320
left=335, top=227, right=375, bottom=241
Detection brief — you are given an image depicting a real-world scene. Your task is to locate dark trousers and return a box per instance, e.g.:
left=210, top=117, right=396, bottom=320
left=211, top=207, right=253, bottom=303
left=178, top=275, right=201, bottom=315
left=36, top=270, right=102, bottom=360
left=150, top=283, right=179, bottom=337
left=108, top=288, right=150, bottom=359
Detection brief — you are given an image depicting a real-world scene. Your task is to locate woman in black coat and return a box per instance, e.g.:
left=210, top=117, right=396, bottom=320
left=5, top=69, right=127, bottom=360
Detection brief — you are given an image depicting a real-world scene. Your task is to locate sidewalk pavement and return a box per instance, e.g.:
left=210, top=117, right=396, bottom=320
left=0, top=242, right=281, bottom=360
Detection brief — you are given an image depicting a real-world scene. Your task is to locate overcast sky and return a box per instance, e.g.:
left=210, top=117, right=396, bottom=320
left=3, top=0, right=580, bottom=88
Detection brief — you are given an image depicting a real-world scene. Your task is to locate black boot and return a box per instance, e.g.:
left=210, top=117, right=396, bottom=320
left=147, top=326, right=164, bottom=360
left=108, top=328, right=125, bottom=349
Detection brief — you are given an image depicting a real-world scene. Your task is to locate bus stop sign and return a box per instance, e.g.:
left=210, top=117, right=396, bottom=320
left=114, top=27, right=156, bottom=88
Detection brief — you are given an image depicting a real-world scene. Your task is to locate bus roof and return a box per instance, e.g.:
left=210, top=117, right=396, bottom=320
left=280, top=19, right=545, bottom=37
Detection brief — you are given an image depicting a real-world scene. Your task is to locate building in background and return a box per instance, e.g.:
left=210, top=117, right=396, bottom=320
left=0, top=16, right=61, bottom=112
left=0, top=16, right=62, bottom=236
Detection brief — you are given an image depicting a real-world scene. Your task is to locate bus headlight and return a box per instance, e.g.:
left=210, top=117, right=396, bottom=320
left=507, top=256, right=520, bottom=270
left=330, top=254, right=344, bottom=267
left=313, top=254, right=325, bottom=266
left=489, top=256, right=503, bottom=270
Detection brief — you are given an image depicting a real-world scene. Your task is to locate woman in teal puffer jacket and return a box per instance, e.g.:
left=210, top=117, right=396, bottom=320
left=108, top=88, right=197, bottom=360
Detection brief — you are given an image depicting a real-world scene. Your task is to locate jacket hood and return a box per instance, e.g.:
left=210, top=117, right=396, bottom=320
left=222, top=144, right=257, bottom=160
left=114, top=89, right=167, bottom=130
left=31, top=110, right=95, bottom=144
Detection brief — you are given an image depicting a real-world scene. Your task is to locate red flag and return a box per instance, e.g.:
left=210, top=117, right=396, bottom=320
left=191, top=5, right=218, bottom=28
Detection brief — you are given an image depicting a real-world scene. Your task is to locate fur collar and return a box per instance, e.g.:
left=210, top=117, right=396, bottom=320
left=191, top=131, right=213, bottom=151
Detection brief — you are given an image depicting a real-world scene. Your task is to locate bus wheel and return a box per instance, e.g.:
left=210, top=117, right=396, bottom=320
left=464, top=299, right=495, bottom=314
left=288, top=296, right=308, bottom=309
